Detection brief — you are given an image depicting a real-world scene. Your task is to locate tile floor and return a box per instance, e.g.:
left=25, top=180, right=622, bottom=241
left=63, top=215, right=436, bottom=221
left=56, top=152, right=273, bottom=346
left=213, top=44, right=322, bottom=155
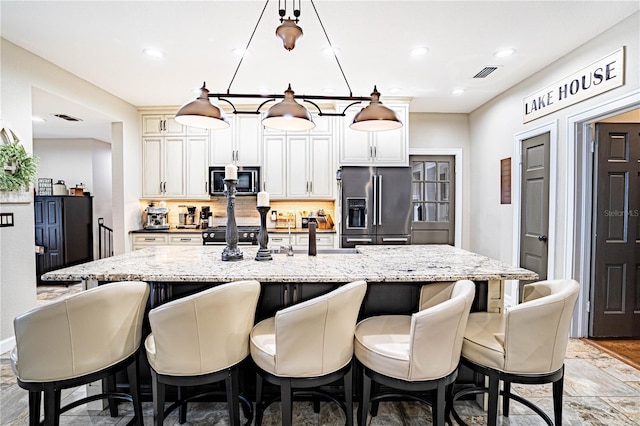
left=1, top=285, right=639, bottom=425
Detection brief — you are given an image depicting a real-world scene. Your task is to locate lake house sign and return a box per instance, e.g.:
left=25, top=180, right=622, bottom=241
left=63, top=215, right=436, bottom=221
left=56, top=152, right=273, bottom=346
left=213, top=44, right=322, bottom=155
left=523, top=47, right=625, bottom=123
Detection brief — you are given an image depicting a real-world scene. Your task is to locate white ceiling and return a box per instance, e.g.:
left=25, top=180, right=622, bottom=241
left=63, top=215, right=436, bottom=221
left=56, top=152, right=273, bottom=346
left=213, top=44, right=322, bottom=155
left=2, top=1, right=638, bottom=141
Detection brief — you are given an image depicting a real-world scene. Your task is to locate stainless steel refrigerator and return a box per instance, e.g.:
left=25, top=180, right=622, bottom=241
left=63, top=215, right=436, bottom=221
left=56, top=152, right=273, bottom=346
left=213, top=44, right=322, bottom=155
left=339, top=166, right=412, bottom=248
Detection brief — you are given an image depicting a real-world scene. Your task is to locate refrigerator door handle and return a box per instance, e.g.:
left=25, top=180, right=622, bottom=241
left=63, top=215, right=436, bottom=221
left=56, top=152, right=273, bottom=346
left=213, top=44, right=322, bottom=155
left=372, top=175, right=378, bottom=226
left=378, top=175, right=383, bottom=225
left=347, top=238, right=373, bottom=242
left=381, top=237, right=409, bottom=242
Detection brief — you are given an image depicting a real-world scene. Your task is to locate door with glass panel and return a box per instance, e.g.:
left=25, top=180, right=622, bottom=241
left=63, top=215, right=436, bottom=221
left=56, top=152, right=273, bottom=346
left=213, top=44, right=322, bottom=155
left=410, top=156, right=455, bottom=244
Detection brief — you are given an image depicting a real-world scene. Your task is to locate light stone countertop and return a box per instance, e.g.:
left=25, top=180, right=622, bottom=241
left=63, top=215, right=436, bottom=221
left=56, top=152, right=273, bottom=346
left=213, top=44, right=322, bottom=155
left=42, top=245, right=537, bottom=284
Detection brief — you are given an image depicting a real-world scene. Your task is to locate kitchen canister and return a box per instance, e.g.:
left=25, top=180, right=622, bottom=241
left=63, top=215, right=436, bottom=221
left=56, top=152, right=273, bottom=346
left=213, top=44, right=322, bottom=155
left=52, top=180, right=68, bottom=195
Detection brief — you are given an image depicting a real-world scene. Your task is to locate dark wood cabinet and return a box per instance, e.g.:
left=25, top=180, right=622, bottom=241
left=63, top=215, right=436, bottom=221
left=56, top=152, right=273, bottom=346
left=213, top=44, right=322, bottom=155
left=34, top=196, right=93, bottom=285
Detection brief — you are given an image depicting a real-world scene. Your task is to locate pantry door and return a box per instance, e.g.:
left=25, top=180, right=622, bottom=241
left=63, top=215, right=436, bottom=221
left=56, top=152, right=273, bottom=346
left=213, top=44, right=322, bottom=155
left=590, top=122, right=640, bottom=338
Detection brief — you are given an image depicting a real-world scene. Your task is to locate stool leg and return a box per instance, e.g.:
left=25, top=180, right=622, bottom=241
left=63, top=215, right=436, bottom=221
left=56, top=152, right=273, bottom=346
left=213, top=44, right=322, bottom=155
left=126, top=356, right=144, bottom=426
left=177, top=386, right=187, bottom=424
left=106, top=374, right=119, bottom=417
left=151, top=371, right=165, bottom=426
left=370, top=381, right=380, bottom=417
left=358, top=371, right=371, bottom=426
left=281, top=379, right=293, bottom=426
left=225, top=368, right=240, bottom=426
left=433, top=380, right=445, bottom=426
left=255, top=373, right=264, bottom=426
left=28, top=390, right=41, bottom=426
left=502, top=380, right=511, bottom=417
left=553, top=374, right=564, bottom=426
left=344, top=363, right=353, bottom=426
left=487, top=374, right=499, bottom=426
left=43, top=384, right=60, bottom=426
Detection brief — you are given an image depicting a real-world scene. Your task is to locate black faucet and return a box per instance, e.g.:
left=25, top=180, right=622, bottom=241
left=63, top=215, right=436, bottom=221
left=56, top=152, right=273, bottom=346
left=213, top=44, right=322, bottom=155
left=308, top=221, right=317, bottom=256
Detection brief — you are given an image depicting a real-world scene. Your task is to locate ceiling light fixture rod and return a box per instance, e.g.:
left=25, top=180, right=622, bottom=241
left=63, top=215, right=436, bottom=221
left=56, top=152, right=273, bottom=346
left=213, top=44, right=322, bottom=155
left=309, top=0, right=352, bottom=97
left=226, top=0, right=270, bottom=94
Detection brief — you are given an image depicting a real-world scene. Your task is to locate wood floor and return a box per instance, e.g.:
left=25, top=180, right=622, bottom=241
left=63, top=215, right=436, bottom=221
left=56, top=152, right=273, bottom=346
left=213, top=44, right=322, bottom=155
left=583, top=338, right=640, bottom=370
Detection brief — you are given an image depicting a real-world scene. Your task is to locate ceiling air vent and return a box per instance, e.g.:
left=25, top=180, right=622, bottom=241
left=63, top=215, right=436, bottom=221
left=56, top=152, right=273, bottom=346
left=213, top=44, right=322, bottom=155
left=53, top=113, right=83, bottom=122
left=473, top=66, right=498, bottom=79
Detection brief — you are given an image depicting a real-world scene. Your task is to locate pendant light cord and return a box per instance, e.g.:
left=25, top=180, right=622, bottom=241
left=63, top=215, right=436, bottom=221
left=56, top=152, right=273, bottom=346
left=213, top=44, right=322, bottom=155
left=310, top=0, right=352, bottom=97
left=227, top=0, right=271, bottom=94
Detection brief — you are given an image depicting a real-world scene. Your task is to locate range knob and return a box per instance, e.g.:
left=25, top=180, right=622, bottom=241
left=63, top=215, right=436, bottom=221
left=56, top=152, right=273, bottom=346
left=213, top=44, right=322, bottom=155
left=242, top=232, right=248, bottom=238
left=202, top=232, right=208, bottom=238
left=249, top=232, right=255, bottom=238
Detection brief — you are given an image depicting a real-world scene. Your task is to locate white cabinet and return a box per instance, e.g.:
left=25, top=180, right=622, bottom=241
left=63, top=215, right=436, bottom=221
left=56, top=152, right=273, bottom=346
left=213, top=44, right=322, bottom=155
left=267, top=232, right=336, bottom=250
left=262, top=116, right=335, bottom=200
left=210, top=115, right=262, bottom=166
left=141, top=112, right=211, bottom=200
left=337, top=102, right=409, bottom=166
left=130, top=232, right=201, bottom=250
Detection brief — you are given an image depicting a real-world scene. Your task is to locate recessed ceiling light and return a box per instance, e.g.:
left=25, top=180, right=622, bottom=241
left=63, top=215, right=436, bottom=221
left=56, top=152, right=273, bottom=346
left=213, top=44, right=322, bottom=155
left=258, top=87, right=271, bottom=95
left=32, top=116, right=46, bottom=122
left=232, top=47, right=247, bottom=56
left=143, top=48, right=164, bottom=59
left=410, top=47, right=429, bottom=56
left=322, top=87, right=335, bottom=94
left=493, top=48, right=516, bottom=58
left=452, top=88, right=465, bottom=96
left=387, top=87, right=402, bottom=94
left=323, top=46, right=341, bottom=56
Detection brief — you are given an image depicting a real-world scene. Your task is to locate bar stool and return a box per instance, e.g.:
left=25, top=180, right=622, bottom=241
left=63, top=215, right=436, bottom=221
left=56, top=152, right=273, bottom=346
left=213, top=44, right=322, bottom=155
left=145, top=280, right=261, bottom=426
left=451, top=279, right=580, bottom=426
left=250, top=280, right=367, bottom=426
left=11, top=281, right=149, bottom=426
left=354, top=280, right=475, bottom=426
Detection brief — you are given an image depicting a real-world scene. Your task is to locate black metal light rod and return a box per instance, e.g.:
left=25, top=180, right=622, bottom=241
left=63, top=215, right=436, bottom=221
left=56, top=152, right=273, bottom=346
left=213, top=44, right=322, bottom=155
left=209, top=92, right=371, bottom=102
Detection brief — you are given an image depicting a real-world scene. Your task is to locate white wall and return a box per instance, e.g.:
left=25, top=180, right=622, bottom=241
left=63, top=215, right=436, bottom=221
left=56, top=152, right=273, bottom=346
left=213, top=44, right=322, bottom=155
left=408, top=113, right=471, bottom=249
left=468, top=12, right=640, bottom=303
left=0, top=39, right=139, bottom=350
left=33, top=138, right=113, bottom=259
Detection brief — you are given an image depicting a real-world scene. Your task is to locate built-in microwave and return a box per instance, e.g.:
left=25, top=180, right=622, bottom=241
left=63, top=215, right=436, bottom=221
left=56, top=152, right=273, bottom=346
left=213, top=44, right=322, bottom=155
left=209, top=166, right=260, bottom=195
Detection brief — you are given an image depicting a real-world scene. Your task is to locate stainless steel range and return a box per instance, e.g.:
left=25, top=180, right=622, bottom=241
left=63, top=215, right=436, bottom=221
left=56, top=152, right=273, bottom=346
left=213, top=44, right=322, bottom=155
left=202, top=226, right=259, bottom=245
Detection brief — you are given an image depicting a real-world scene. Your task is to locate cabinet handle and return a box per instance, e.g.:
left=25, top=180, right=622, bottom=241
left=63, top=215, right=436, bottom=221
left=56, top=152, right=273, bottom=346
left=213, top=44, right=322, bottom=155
left=369, top=146, right=373, bottom=159
left=144, top=238, right=156, bottom=241
left=159, top=182, right=163, bottom=193
left=292, top=284, right=298, bottom=303
left=163, top=182, right=167, bottom=193
left=373, top=146, right=377, bottom=158
left=272, top=237, right=284, bottom=242
left=309, top=181, right=312, bottom=193
left=283, top=286, right=289, bottom=305
left=180, top=238, right=191, bottom=241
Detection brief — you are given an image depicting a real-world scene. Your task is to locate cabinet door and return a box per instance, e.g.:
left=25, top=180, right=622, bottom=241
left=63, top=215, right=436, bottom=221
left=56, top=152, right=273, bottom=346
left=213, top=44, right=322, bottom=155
left=235, top=115, right=262, bottom=165
left=142, top=115, right=165, bottom=136
left=338, top=108, right=373, bottom=165
left=309, top=135, right=334, bottom=198
left=210, top=119, right=235, bottom=166
left=263, top=136, right=287, bottom=198
left=163, top=137, right=186, bottom=197
left=286, top=136, right=310, bottom=198
left=371, top=104, right=408, bottom=166
left=142, top=137, right=164, bottom=197
left=163, top=115, right=185, bottom=135
left=185, top=136, right=210, bottom=198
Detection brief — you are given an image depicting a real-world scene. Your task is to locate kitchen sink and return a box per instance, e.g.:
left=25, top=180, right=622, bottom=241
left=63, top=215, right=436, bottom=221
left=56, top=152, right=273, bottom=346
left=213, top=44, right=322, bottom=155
left=269, top=248, right=359, bottom=255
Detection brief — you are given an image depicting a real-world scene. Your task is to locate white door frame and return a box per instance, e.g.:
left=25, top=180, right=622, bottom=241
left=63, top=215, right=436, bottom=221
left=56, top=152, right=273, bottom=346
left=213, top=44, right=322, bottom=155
left=566, top=89, right=640, bottom=337
left=409, top=148, right=463, bottom=248
left=511, top=122, right=558, bottom=307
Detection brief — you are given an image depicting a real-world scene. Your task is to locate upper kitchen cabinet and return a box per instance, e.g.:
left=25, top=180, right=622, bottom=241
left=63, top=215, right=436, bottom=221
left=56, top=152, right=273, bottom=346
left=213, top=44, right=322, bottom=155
left=209, top=115, right=262, bottom=166
left=287, top=135, right=334, bottom=199
left=142, top=113, right=209, bottom=136
left=337, top=102, right=409, bottom=166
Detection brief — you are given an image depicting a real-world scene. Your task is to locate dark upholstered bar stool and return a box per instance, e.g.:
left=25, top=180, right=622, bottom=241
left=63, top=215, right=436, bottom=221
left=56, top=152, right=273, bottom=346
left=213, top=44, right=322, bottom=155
left=250, top=280, right=367, bottom=426
left=11, top=281, right=149, bottom=426
left=145, top=280, right=261, bottom=426
left=354, top=280, right=475, bottom=426
left=451, top=279, right=580, bottom=426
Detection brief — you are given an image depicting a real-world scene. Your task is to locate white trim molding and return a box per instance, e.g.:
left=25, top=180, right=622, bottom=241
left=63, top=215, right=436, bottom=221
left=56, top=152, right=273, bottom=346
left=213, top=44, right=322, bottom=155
left=511, top=121, right=558, bottom=305
left=409, top=148, right=463, bottom=248
left=1, top=336, right=16, bottom=355
left=565, top=89, right=640, bottom=337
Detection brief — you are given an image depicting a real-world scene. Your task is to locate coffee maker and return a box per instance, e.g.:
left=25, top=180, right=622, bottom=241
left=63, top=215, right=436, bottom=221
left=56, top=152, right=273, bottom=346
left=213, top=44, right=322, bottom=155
left=144, top=202, right=169, bottom=230
left=199, top=206, right=212, bottom=229
left=177, top=205, right=198, bottom=228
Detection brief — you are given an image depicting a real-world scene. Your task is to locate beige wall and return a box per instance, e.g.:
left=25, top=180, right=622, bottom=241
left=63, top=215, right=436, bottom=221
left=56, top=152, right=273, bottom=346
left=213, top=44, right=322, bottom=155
left=0, top=39, right=139, bottom=350
left=468, top=12, right=639, bottom=304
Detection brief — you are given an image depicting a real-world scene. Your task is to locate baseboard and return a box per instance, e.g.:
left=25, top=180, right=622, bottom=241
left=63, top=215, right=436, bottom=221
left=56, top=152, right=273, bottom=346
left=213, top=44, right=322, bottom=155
left=1, top=335, right=16, bottom=355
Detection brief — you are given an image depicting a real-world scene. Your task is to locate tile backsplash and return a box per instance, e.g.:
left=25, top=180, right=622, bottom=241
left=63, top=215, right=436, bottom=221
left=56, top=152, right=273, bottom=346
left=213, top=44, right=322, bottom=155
left=140, top=198, right=335, bottom=230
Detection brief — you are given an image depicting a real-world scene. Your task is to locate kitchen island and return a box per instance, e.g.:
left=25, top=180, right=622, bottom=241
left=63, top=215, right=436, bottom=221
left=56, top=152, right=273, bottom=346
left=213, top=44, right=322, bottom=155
left=43, top=244, right=536, bottom=316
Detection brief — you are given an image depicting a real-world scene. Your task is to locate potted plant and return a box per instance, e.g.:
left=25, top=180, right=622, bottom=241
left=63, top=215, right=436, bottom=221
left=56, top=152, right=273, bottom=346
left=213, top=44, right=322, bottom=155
left=0, top=127, right=38, bottom=194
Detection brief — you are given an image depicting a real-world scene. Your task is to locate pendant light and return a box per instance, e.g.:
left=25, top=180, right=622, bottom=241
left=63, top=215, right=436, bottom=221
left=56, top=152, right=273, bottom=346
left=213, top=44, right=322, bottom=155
left=350, top=86, right=402, bottom=131
left=262, top=84, right=315, bottom=131
left=175, top=83, right=229, bottom=129
left=276, top=19, right=303, bottom=51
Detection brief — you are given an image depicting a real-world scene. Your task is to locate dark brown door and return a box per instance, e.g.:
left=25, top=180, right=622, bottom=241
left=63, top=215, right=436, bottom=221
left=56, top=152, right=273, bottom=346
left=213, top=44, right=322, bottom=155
left=590, top=123, right=640, bottom=338
left=519, top=133, right=550, bottom=300
left=410, top=156, right=455, bottom=245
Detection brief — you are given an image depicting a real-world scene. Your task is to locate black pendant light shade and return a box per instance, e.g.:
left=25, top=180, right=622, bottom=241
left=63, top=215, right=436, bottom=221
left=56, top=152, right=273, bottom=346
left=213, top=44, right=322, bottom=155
left=262, top=85, right=315, bottom=131
left=350, top=86, right=402, bottom=131
left=175, top=83, right=230, bottom=129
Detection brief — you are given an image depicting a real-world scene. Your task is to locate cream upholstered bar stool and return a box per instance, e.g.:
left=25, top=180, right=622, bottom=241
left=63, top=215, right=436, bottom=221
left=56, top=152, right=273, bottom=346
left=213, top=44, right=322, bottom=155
left=145, top=280, right=261, bottom=426
left=250, top=280, right=367, bottom=426
left=354, top=280, right=475, bottom=426
left=451, top=279, right=580, bottom=426
left=11, top=281, right=149, bottom=426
